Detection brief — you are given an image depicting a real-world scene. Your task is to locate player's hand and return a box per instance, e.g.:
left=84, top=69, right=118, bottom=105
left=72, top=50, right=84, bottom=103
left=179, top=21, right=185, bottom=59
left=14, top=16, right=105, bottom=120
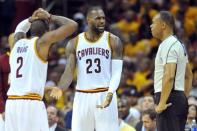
left=29, top=8, right=44, bottom=22
left=155, top=103, right=172, bottom=114
left=96, top=92, right=113, bottom=109
left=29, top=8, right=50, bottom=22
left=35, top=8, right=50, bottom=20
left=29, top=10, right=39, bottom=22
left=50, top=87, right=63, bottom=100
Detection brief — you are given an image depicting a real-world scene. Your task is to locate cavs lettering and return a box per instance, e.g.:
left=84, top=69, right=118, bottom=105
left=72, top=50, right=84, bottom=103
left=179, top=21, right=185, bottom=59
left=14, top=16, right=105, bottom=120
left=77, top=47, right=110, bottom=60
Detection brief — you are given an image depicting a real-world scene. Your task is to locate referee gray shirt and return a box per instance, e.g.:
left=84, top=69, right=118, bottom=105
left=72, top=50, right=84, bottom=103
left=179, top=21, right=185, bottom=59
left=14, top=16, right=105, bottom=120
left=154, top=35, right=188, bottom=93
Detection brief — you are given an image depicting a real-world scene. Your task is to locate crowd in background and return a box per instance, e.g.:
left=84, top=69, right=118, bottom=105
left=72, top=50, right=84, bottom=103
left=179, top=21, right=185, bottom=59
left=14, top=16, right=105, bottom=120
left=0, top=0, right=197, bottom=130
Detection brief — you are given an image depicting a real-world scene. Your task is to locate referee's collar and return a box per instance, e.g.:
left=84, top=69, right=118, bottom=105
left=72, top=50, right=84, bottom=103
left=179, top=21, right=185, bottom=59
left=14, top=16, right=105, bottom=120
left=160, top=35, right=176, bottom=46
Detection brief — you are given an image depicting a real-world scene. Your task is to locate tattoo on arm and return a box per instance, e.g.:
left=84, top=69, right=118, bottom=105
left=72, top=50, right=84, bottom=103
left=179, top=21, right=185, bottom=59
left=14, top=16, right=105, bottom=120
left=58, top=38, right=77, bottom=89
left=111, top=35, right=123, bottom=59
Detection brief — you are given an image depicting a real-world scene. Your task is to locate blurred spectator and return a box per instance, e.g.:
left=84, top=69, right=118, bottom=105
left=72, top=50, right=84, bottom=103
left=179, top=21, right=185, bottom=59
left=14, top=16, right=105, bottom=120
left=189, top=69, right=197, bottom=98
left=0, top=33, right=14, bottom=113
left=105, top=0, right=122, bottom=23
left=118, top=97, right=139, bottom=127
left=0, top=36, right=9, bottom=54
left=188, top=96, right=197, bottom=106
left=122, top=86, right=140, bottom=107
left=64, top=110, right=72, bottom=131
left=64, top=89, right=75, bottom=131
left=122, top=87, right=141, bottom=126
left=185, top=104, right=197, bottom=130
left=47, top=105, right=67, bottom=131
left=136, top=109, right=157, bottom=131
left=111, top=9, right=139, bottom=38
left=141, top=109, right=157, bottom=131
left=73, top=12, right=86, bottom=33
left=141, top=95, right=155, bottom=111
left=119, top=119, right=136, bottom=131
left=138, top=14, right=152, bottom=39
left=133, top=58, right=154, bottom=95
left=180, top=0, right=197, bottom=39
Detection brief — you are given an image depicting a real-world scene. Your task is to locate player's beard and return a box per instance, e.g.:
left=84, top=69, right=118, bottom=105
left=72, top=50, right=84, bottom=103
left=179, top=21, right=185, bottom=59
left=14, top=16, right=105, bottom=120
left=92, top=24, right=105, bottom=34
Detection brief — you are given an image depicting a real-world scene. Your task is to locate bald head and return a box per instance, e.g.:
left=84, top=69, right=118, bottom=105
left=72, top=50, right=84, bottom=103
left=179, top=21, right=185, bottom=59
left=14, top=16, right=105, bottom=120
left=86, top=6, right=103, bottom=19
left=159, top=11, right=175, bottom=30
left=30, top=19, right=49, bottom=37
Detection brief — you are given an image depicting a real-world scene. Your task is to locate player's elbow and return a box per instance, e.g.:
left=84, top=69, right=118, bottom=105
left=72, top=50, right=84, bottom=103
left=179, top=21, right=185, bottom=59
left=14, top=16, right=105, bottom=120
left=73, top=21, right=78, bottom=31
left=69, top=21, right=78, bottom=32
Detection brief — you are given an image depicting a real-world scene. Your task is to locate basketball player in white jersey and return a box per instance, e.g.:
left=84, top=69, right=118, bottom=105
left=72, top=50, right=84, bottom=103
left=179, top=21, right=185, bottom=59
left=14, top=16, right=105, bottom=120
left=52, top=6, right=123, bottom=131
left=5, top=8, right=77, bottom=131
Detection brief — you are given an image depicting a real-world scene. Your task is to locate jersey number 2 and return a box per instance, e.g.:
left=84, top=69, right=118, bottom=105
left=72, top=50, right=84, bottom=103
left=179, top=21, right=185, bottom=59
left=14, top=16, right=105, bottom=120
left=86, top=58, right=101, bottom=74
left=16, top=57, right=23, bottom=78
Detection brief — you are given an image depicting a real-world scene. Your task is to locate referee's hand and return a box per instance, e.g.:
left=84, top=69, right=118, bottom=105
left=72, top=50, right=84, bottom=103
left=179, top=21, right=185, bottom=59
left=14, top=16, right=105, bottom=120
left=96, top=92, right=113, bottom=109
left=155, top=103, right=172, bottom=114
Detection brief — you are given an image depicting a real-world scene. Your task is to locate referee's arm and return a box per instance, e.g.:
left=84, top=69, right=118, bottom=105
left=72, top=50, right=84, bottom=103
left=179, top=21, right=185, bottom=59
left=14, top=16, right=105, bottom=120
left=160, top=63, right=176, bottom=105
left=156, top=63, right=176, bottom=113
left=184, top=63, right=193, bottom=97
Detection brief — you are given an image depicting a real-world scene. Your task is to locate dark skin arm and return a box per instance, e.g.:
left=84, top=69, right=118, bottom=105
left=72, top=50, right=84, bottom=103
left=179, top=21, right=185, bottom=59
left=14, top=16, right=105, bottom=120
left=110, top=34, right=123, bottom=60
left=50, top=37, right=77, bottom=99
left=184, top=63, right=193, bottom=97
left=57, top=38, right=77, bottom=89
left=155, top=63, right=176, bottom=113
left=97, top=33, right=123, bottom=108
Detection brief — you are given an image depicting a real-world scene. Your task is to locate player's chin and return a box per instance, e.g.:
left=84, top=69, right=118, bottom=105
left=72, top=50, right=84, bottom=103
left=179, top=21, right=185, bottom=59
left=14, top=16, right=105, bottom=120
left=97, top=26, right=104, bottom=32
left=98, top=29, right=105, bottom=33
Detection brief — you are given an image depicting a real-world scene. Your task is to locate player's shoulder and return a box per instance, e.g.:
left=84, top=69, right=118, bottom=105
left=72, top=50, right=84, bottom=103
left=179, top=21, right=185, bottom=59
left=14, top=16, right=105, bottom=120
left=66, top=35, right=79, bottom=53
left=107, top=32, right=121, bottom=47
left=16, top=37, right=36, bottom=43
left=108, top=32, right=120, bottom=41
left=68, top=35, right=79, bottom=45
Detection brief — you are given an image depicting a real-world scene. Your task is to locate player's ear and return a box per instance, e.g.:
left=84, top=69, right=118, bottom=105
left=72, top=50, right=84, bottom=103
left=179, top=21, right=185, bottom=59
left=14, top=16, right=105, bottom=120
left=87, top=16, right=91, bottom=24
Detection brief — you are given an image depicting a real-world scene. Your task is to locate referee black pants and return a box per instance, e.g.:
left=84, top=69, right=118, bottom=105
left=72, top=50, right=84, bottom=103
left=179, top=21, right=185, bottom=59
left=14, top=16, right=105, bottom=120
left=155, top=91, right=188, bottom=131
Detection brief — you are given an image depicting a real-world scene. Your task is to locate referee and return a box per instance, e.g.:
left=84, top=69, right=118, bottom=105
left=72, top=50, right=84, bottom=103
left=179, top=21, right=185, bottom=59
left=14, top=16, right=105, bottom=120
left=150, top=11, right=193, bottom=131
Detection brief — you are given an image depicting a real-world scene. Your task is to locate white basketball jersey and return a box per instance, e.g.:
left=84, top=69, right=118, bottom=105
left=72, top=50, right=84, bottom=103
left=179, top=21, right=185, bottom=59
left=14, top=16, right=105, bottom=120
left=76, top=31, right=112, bottom=90
left=8, top=37, right=48, bottom=97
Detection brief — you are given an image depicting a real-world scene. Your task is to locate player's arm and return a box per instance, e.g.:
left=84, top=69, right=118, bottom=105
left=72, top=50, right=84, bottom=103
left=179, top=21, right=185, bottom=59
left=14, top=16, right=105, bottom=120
left=97, top=34, right=123, bottom=108
left=108, top=34, right=123, bottom=94
left=57, top=38, right=77, bottom=89
left=37, top=11, right=78, bottom=61
left=13, top=18, right=32, bottom=49
left=184, top=63, right=193, bottom=97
